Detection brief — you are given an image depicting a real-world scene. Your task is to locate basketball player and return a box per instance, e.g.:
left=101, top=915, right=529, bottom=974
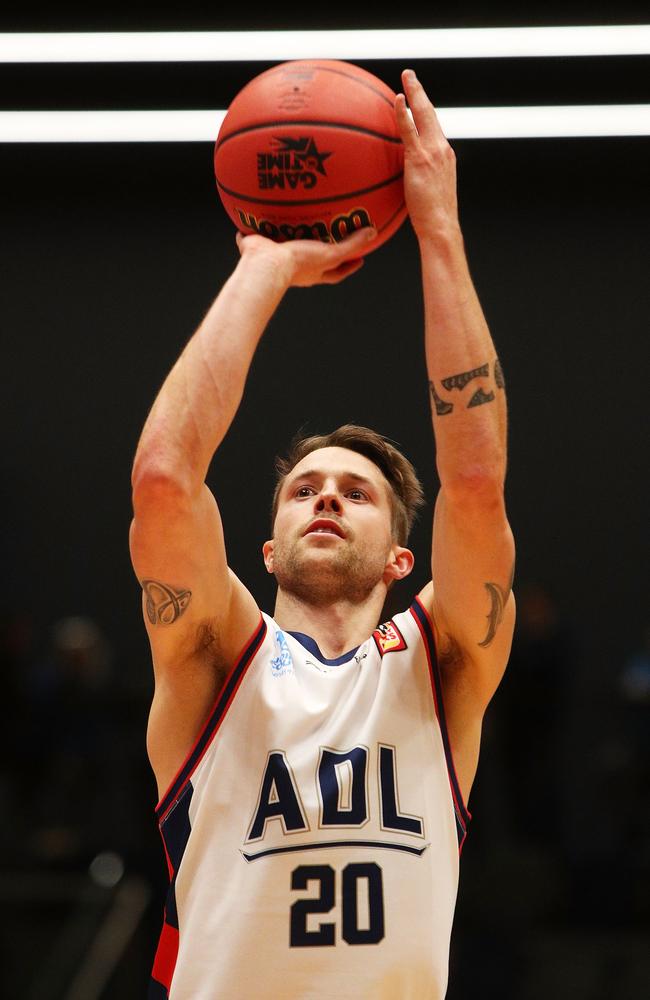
left=131, top=70, right=516, bottom=999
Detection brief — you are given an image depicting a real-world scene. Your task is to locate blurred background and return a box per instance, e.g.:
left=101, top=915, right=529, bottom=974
left=1, top=4, right=649, bottom=998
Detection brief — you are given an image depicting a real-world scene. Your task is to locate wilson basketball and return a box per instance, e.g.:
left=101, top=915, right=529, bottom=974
left=214, top=60, right=407, bottom=256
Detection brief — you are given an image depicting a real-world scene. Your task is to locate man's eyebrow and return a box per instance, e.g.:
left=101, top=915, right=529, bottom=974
left=286, top=470, right=377, bottom=488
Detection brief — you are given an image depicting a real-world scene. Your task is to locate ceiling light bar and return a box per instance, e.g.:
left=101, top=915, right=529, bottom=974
left=1, top=105, right=649, bottom=142
left=1, top=26, right=649, bottom=63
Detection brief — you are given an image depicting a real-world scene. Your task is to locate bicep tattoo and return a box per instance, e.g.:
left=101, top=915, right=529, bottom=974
left=141, top=579, right=192, bottom=626
left=478, top=563, right=515, bottom=648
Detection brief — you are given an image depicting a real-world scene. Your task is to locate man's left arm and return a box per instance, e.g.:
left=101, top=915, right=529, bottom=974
left=396, top=71, right=516, bottom=798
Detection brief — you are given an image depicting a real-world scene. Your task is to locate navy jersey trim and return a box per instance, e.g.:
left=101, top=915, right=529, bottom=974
left=287, top=630, right=360, bottom=666
left=410, top=598, right=472, bottom=848
left=155, top=615, right=267, bottom=822
left=150, top=783, right=194, bottom=996
left=148, top=978, right=169, bottom=999
left=242, top=838, right=429, bottom=861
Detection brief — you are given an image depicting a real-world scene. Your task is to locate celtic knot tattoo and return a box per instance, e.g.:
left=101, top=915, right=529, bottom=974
left=142, top=579, right=192, bottom=625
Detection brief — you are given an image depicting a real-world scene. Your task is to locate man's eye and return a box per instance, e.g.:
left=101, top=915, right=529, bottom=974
left=347, top=489, right=368, bottom=501
left=296, top=486, right=315, bottom=497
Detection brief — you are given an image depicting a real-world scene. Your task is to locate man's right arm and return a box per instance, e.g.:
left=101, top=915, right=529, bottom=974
left=130, top=228, right=375, bottom=797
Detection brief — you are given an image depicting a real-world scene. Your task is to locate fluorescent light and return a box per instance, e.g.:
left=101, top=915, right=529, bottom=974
left=2, top=106, right=649, bottom=142
left=441, top=104, right=650, bottom=138
left=1, top=26, right=649, bottom=62
left=0, top=110, right=226, bottom=143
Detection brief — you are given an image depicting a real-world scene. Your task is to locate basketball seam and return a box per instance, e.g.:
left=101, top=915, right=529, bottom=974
left=215, top=172, right=404, bottom=208
left=215, top=120, right=402, bottom=150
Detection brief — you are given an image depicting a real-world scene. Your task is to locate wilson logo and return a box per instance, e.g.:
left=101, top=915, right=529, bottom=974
left=236, top=207, right=374, bottom=244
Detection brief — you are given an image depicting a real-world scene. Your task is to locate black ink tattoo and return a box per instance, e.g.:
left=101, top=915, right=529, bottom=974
left=428, top=380, right=454, bottom=416
left=441, top=363, right=490, bottom=392
left=494, top=358, right=505, bottom=389
left=478, top=563, right=515, bottom=648
left=142, top=579, right=192, bottom=625
left=467, top=387, right=496, bottom=408
left=478, top=583, right=508, bottom=648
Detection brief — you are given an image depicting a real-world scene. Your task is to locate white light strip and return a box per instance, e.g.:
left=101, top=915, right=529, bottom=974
left=1, top=26, right=650, bottom=62
left=0, top=110, right=224, bottom=143
left=1, top=106, right=649, bottom=142
left=442, top=104, right=650, bottom=138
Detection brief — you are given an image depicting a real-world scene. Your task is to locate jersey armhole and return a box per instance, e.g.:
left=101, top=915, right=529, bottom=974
left=409, top=597, right=472, bottom=850
left=155, top=614, right=267, bottom=823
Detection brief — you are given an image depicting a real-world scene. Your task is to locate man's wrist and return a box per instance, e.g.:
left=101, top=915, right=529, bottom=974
left=415, top=217, right=464, bottom=250
left=416, top=222, right=467, bottom=270
left=236, top=244, right=294, bottom=294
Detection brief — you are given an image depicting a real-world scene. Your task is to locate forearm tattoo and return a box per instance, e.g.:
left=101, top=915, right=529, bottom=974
left=429, top=357, right=505, bottom=415
left=478, top=563, right=515, bottom=648
left=428, top=380, right=454, bottom=416
left=142, top=579, right=192, bottom=625
left=468, top=386, right=496, bottom=408
left=441, top=363, right=489, bottom=392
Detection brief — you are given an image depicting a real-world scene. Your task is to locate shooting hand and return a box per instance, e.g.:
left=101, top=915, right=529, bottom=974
left=395, top=70, right=460, bottom=240
left=235, top=226, right=376, bottom=288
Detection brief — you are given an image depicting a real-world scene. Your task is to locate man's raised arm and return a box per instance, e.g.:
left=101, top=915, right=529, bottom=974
left=396, top=70, right=516, bottom=799
left=130, top=227, right=375, bottom=795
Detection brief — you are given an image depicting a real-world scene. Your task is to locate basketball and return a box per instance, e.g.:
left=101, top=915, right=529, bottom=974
left=214, top=59, right=407, bottom=256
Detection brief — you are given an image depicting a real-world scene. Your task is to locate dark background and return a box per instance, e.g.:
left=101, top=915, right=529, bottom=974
left=1, top=7, right=649, bottom=999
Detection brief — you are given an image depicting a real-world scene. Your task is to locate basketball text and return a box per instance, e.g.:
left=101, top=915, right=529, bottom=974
left=236, top=207, right=374, bottom=244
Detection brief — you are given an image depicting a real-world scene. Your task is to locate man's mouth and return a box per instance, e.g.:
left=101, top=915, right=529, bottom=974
left=304, top=519, right=346, bottom=539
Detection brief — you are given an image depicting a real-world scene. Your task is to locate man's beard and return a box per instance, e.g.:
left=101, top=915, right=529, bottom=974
left=272, top=534, right=390, bottom=607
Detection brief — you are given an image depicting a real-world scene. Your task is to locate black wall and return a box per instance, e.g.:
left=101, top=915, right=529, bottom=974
left=3, top=133, right=648, bottom=677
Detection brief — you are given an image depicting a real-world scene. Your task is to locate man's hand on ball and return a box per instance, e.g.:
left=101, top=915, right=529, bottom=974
left=235, top=227, right=376, bottom=287
left=395, top=69, right=461, bottom=240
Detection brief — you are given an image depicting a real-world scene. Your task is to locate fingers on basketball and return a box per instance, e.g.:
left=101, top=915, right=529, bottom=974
left=394, top=93, right=418, bottom=141
left=337, top=226, right=377, bottom=254
left=400, top=70, right=445, bottom=144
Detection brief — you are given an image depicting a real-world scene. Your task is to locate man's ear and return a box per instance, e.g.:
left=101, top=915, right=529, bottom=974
left=384, top=545, right=415, bottom=584
left=262, top=539, right=274, bottom=574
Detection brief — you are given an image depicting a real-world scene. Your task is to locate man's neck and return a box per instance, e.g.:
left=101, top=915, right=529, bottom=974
left=272, top=588, right=386, bottom=660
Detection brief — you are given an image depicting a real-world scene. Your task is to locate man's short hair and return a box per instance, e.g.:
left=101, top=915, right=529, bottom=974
left=271, top=424, right=425, bottom=545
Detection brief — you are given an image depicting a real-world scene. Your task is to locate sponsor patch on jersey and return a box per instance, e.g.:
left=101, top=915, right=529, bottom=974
left=270, top=630, right=295, bottom=678
left=373, top=620, right=407, bottom=657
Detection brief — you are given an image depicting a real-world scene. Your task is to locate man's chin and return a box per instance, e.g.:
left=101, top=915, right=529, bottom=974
left=274, top=554, right=383, bottom=606
left=277, top=549, right=346, bottom=582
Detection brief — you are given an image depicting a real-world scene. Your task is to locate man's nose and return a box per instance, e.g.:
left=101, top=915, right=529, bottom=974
left=315, top=489, right=342, bottom=513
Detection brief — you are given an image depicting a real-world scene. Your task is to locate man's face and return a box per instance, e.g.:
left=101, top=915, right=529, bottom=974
left=263, top=447, right=406, bottom=606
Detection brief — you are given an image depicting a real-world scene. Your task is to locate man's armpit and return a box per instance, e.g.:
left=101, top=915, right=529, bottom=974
left=141, top=579, right=192, bottom=625
left=437, top=630, right=465, bottom=672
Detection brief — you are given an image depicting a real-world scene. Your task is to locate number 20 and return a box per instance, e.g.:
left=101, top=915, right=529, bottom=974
left=290, top=863, right=385, bottom=947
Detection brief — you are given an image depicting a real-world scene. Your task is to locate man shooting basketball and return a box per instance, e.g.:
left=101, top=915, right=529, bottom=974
left=131, top=70, right=515, bottom=1000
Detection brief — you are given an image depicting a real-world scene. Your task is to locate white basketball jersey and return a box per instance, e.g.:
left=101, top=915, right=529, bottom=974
left=149, top=597, right=470, bottom=1000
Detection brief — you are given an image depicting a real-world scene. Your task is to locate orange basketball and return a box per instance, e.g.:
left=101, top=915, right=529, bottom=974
left=214, top=59, right=407, bottom=256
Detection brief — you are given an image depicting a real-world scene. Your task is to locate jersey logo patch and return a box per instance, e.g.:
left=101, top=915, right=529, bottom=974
left=373, top=620, right=407, bottom=657
left=270, top=630, right=294, bottom=677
